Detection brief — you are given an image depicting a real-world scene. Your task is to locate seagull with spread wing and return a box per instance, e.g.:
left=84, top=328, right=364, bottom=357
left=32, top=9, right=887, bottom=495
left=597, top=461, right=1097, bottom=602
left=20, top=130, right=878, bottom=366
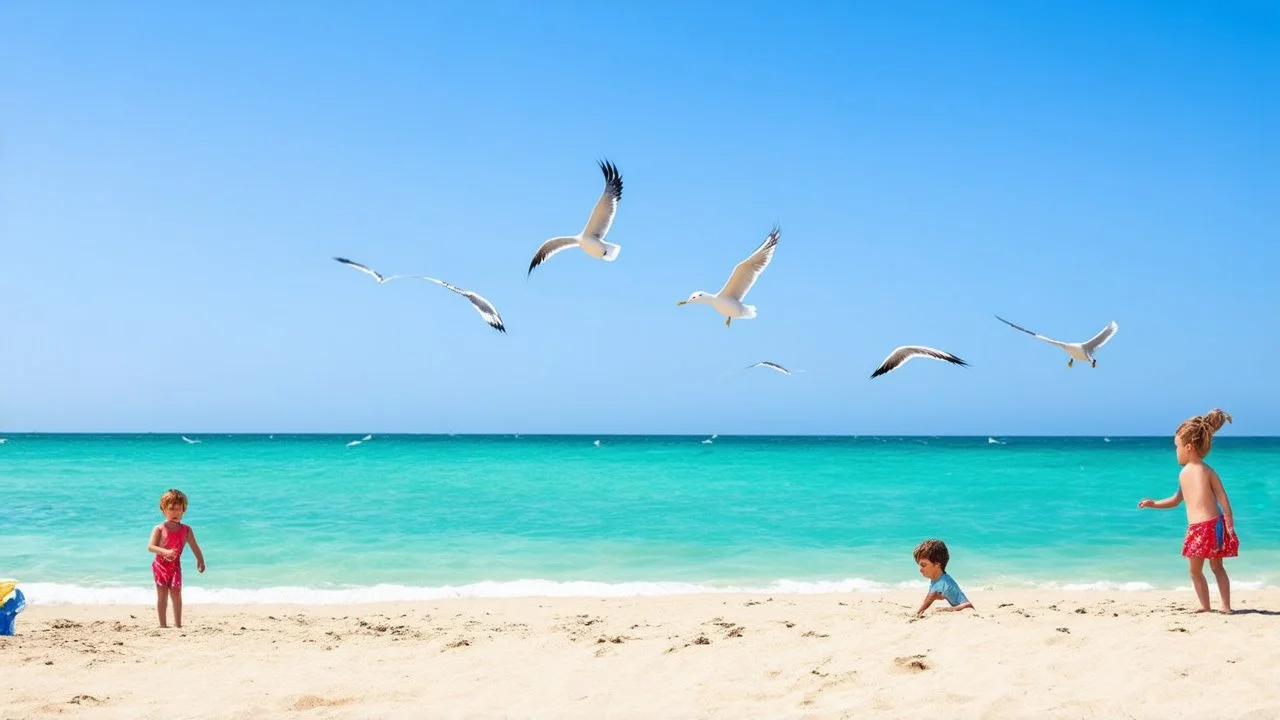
left=995, top=315, right=1119, bottom=367
left=334, top=257, right=506, bottom=334
left=869, top=346, right=968, bottom=379
left=528, top=160, right=623, bottom=276
left=678, top=226, right=780, bottom=327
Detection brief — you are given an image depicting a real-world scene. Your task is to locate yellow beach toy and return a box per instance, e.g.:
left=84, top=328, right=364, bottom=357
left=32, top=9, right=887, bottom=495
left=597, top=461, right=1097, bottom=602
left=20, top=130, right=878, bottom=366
left=0, top=578, right=25, bottom=635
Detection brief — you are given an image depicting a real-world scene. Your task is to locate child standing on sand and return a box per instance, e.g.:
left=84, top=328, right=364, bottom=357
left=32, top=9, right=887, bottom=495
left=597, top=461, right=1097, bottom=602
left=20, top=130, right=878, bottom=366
left=913, top=539, right=974, bottom=616
left=148, top=488, right=206, bottom=627
left=1139, top=408, right=1237, bottom=614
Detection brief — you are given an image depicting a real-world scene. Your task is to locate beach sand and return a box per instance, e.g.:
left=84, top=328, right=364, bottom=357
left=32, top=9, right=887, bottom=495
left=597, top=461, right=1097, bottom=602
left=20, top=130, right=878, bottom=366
left=3, top=589, right=1277, bottom=719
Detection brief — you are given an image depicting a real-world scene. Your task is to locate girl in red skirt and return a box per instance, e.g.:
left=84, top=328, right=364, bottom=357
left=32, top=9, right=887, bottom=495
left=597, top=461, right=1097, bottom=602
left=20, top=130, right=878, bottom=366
left=1138, top=409, right=1237, bottom=613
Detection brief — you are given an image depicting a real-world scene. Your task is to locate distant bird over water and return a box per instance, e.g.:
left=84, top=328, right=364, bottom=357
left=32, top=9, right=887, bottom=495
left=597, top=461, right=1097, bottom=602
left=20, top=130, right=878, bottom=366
left=745, top=361, right=792, bottom=376
left=995, top=316, right=1119, bottom=368
left=679, top=226, right=780, bottom=327
left=528, top=160, right=624, bottom=276
left=333, top=257, right=506, bottom=334
left=869, top=346, right=968, bottom=379
left=181, top=436, right=201, bottom=444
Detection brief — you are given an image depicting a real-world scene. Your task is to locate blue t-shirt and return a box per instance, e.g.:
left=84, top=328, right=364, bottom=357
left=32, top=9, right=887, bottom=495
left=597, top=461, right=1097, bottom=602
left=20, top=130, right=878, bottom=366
left=928, top=573, right=969, bottom=606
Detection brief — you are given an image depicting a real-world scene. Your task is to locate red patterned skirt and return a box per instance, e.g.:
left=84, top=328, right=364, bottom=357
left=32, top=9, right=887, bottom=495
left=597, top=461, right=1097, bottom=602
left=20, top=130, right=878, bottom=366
left=1182, top=516, right=1238, bottom=559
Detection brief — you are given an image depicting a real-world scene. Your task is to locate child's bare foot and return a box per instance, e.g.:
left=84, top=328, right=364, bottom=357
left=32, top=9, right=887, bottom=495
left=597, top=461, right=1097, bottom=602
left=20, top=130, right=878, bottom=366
left=1220, top=608, right=1233, bottom=615
left=1192, top=608, right=1212, bottom=613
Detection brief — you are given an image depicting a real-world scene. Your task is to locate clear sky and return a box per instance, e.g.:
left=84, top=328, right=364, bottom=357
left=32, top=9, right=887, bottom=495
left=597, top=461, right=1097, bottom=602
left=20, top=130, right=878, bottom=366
left=2, top=2, right=1277, bottom=435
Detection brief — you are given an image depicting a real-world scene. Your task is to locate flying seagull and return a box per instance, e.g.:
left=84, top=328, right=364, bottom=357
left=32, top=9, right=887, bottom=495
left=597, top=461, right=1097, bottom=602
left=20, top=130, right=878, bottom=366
left=995, top=316, right=1119, bottom=368
left=528, top=160, right=623, bottom=276
left=333, top=257, right=422, bottom=284
left=422, top=277, right=507, bottom=334
left=746, top=361, right=792, bottom=376
left=678, top=226, right=780, bottom=327
left=334, top=256, right=506, bottom=334
left=181, top=436, right=202, bottom=444
left=869, top=346, right=968, bottom=379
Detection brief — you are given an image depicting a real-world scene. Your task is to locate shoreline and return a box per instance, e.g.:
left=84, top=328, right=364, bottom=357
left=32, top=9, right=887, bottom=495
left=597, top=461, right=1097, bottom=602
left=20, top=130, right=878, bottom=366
left=14, top=576, right=1278, bottom=605
left=5, top=589, right=1277, bottom=719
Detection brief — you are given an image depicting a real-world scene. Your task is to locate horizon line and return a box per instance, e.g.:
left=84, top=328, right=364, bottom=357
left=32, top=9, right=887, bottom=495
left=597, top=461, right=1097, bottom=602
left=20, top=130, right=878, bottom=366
left=1, top=432, right=1274, bottom=439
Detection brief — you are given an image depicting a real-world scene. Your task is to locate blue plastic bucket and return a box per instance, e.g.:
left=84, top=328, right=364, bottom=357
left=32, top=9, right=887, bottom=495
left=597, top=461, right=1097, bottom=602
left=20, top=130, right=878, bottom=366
left=0, top=589, right=26, bottom=635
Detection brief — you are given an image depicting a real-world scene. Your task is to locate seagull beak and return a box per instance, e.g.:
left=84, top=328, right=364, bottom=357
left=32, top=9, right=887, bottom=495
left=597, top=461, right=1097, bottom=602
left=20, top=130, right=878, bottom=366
left=676, top=301, right=687, bottom=306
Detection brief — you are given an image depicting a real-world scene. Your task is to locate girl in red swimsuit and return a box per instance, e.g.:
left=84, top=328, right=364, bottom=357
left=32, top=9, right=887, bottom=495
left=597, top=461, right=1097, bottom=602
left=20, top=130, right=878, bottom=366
left=148, top=488, right=207, bottom=628
left=1138, top=409, right=1237, bottom=613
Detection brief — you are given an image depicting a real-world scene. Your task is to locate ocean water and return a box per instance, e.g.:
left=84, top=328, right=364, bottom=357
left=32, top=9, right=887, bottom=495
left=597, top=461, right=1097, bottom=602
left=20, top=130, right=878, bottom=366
left=1, top=434, right=1277, bottom=604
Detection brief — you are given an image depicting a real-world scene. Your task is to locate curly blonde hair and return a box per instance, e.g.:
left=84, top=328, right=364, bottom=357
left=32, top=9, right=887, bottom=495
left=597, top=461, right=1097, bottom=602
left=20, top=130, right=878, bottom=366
left=1176, top=409, right=1232, bottom=458
left=159, top=488, right=189, bottom=511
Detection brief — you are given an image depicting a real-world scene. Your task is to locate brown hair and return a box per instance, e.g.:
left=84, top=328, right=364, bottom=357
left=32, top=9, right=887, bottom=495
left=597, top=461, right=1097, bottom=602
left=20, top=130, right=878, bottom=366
left=1176, top=409, right=1232, bottom=458
left=913, top=539, right=950, bottom=572
left=159, top=488, right=189, bottom=511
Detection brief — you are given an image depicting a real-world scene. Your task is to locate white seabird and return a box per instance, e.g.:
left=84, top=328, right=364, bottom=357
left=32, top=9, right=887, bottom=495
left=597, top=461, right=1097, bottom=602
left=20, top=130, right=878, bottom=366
left=422, top=277, right=507, bottom=333
left=678, top=226, right=780, bottom=327
left=181, top=436, right=201, bottom=444
left=869, top=346, right=968, bottom=379
left=995, top=316, right=1119, bottom=368
left=528, top=160, right=623, bottom=276
left=333, top=257, right=422, bottom=284
left=335, top=257, right=506, bottom=333
left=746, top=361, right=792, bottom=375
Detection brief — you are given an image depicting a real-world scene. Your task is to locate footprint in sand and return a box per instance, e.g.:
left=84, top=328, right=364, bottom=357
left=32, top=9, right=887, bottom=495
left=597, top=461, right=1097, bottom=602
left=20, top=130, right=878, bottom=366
left=290, top=695, right=353, bottom=711
left=894, top=655, right=930, bottom=672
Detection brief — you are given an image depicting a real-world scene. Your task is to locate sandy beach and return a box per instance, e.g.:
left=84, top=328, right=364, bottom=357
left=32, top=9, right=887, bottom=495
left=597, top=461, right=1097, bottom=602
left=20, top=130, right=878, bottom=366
left=3, top=589, right=1277, bottom=719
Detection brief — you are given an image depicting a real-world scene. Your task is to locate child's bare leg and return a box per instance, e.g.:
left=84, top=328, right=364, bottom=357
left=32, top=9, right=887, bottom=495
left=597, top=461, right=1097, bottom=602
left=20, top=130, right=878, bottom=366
left=155, top=586, right=169, bottom=627
left=170, top=588, right=183, bottom=628
left=1187, top=557, right=1211, bottom=612
left=1209, top=558, right=1231, bottom=613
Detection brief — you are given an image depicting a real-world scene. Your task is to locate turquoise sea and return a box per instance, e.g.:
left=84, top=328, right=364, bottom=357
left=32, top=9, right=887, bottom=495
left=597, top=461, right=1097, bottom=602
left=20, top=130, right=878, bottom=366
left=1, top=434, right=1277, bottom=603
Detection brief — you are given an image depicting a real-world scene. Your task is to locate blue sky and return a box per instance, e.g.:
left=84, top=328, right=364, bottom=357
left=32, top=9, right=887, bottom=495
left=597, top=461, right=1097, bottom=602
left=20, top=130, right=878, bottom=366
left=2, top=2, right=1277, bottom=435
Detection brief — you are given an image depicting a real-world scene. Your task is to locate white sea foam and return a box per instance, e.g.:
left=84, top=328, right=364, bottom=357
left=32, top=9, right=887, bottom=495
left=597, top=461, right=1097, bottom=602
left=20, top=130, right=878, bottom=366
left=1053, top=581, right=1157, bottom=591
left=20, top=577, right=1273, bottom=605
left=21, top=578, right=897, bottom=605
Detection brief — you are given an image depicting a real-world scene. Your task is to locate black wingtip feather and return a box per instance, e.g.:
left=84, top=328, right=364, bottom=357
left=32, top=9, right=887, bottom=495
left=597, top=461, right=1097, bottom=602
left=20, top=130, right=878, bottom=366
left=598, top=158, right=622, bottom=200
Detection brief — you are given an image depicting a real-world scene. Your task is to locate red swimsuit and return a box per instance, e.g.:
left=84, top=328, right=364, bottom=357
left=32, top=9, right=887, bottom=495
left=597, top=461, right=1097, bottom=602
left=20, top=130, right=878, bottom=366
left=152, top=523, right=189, bottom=588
